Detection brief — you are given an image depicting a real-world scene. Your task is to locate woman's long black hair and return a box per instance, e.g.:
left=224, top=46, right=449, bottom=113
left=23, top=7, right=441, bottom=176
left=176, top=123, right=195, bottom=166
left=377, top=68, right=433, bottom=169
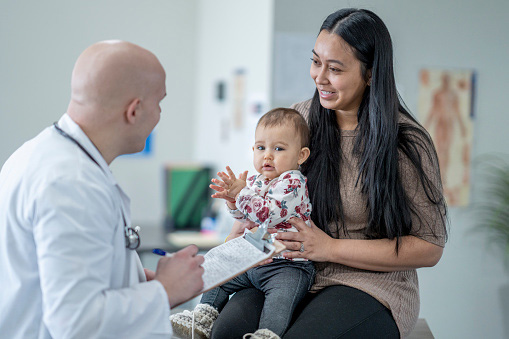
left=301, top=8, right=447, bottom=252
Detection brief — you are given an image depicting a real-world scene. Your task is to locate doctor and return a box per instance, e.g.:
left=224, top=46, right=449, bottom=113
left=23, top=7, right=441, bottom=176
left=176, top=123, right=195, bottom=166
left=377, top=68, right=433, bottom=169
left=0, top=40, right=204, bottom=338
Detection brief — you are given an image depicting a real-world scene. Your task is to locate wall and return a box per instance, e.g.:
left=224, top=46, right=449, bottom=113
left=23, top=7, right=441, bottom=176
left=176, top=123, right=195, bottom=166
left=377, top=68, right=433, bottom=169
left=0, top=0, right=199, bottom=226
left=194, top=0, right=274, bottom=171
left=193, top=0, right=274, bottom=235
left=272, top=1, right=509, bottom=338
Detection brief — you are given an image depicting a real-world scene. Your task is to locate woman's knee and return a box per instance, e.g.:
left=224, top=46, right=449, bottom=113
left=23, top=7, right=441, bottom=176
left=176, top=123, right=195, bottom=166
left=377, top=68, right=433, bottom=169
left=283, top=286, right=398, bottom=338
left=210, top=288, right=264, bottom=339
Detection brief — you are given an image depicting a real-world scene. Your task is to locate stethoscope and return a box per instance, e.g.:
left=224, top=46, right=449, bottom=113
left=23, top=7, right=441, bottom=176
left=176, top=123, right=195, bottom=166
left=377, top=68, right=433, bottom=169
left=53, top=123, right=141, bottom=250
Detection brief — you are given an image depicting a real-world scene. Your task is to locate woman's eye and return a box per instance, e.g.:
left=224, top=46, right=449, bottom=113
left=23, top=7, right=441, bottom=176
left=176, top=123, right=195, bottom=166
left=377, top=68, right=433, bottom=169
left=329, top=67, right=341, bottom=73
left=310, top=58, right=320, bottom=66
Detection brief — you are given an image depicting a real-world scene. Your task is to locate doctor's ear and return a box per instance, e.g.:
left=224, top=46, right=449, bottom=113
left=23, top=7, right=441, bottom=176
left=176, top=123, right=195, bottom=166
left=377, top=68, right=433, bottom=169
left=125, top=98, right=141, bottom=124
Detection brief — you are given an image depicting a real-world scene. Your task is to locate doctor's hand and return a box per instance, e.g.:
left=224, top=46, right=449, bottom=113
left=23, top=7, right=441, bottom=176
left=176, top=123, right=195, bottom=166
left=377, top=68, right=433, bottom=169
left=144, top=268, right=156, bottom=281
left=154, top=245, right=204, bottom=308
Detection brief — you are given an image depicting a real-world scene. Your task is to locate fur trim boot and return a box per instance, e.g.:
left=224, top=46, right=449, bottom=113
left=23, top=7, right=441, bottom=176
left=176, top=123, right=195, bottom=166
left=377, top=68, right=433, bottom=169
left=243, top=328, right=281, bottom=339
left=170, top=303, right=219, bottom=339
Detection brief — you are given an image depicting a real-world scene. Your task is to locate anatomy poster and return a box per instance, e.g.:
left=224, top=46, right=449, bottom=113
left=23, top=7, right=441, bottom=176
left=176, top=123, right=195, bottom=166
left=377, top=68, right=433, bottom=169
left=418, top=69, right=475, bottom=206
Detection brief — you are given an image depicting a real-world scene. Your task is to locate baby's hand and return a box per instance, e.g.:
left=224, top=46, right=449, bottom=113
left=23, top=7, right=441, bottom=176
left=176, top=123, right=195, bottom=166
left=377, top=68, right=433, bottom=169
left=210, top=166, right=248, bottom=202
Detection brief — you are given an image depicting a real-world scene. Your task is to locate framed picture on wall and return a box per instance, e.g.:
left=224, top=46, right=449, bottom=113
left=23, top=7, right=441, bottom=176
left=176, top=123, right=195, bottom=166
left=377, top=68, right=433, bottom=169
left=418, top=68, right=476, bottom=207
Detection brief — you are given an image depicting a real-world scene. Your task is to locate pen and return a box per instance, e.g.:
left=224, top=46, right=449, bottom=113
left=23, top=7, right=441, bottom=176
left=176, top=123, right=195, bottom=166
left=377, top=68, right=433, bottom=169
left=152, top=248, right=174, bottom=257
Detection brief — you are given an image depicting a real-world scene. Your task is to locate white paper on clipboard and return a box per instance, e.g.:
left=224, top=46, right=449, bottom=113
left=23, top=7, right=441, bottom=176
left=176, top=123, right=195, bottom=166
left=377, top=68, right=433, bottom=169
left=199, top=231, right=286, bottom=294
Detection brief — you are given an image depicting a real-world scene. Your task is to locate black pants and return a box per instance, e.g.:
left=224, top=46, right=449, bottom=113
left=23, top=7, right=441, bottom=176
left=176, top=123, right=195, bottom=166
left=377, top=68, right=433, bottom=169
left=210, top=285, right=400, bottom=338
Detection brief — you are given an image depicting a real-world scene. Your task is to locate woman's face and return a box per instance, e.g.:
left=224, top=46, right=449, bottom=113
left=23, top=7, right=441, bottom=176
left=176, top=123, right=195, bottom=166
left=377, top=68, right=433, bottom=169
left=310, top=31, right=369, bottom=115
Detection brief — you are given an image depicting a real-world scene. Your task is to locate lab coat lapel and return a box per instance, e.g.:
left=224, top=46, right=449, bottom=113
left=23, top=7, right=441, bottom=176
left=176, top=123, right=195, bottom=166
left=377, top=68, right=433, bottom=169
left=57, top=114, right=144, bottom=286
left=56, top=114, right=116, bottom=184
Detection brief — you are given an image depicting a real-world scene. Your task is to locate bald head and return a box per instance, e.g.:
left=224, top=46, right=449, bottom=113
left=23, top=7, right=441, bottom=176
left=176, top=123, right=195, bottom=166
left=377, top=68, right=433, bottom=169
left=67, top=40, right=166, bottom=163
left=68, top=40, right=165, bottom=118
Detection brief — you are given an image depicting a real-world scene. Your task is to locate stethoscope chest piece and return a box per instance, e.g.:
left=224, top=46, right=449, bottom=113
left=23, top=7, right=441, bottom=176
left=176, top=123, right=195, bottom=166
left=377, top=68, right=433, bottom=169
left=125, top=226, right=141, bottom=250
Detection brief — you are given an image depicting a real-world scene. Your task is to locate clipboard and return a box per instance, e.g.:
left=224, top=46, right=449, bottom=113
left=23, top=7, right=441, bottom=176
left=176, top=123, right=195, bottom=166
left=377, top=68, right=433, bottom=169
left=197, top=226, right=286, bottom=296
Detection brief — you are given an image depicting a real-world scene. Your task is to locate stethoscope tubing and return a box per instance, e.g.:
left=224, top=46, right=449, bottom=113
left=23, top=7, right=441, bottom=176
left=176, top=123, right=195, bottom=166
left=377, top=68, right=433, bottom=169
left=53, top=123, right=140, bottom=250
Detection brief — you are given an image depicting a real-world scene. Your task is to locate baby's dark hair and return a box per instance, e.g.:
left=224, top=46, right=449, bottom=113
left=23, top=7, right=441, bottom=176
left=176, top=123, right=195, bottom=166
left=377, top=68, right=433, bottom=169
left=257, top=108, right=310, bottom=148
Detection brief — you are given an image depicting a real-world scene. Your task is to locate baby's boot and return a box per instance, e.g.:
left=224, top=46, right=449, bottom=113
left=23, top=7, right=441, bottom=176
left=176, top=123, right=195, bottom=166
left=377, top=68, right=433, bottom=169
left=170, top=303, right=219, bottom=339
left=243, top=328, right=281, bottom=339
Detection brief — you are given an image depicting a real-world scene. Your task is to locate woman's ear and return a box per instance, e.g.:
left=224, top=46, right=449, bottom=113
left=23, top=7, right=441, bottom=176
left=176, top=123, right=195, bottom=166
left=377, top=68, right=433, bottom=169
left=298, top=147, right=311, bottom=165
left=125, top=98, right=141, bottom=124
left=366, top=68, right=373, bottom=86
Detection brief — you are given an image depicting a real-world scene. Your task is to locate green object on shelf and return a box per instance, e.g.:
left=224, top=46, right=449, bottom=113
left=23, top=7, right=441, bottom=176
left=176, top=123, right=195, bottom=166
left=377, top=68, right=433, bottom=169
left=164, top=165, right=212, bottom=232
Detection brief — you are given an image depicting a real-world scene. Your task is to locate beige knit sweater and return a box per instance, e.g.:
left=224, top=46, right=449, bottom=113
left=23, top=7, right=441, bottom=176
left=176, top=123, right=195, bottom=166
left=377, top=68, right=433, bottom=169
left=292, top=100, right=446, bottom=338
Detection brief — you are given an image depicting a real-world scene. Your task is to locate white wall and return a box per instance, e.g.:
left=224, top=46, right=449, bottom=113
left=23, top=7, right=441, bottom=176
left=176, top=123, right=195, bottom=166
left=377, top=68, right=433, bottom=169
left=272, top=1, right=509, bottom=338
left=0, top=0, right=199, bottom=226
left=194, top=0, right=274, bottom=173
left=192, top=0, right=274, bottom=235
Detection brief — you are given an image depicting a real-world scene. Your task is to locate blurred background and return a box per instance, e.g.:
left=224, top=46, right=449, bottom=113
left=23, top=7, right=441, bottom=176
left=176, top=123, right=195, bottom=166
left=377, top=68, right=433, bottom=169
left=1, top=0, right=508, bottom=337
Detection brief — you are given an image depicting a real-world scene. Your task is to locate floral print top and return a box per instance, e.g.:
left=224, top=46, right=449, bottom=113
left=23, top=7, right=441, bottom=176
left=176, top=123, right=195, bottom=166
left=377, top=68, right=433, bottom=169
left=228, top=170, right=312, bottom=232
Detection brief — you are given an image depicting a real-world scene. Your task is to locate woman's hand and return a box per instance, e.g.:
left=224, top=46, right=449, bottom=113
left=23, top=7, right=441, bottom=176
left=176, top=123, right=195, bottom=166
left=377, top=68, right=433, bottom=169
left=275, top=217, right=334, bottom=262
left=226, top=219, right=258, bottom=241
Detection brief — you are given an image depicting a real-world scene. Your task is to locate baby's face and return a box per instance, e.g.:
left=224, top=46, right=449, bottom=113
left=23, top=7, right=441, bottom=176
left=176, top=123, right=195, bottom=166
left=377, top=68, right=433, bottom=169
left=252, top=124, right=304, bottom=180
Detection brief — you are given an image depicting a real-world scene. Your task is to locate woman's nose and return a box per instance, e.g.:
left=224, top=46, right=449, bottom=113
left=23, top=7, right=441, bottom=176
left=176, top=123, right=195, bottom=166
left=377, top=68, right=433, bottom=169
left=314, top=67, right=329, bottom=85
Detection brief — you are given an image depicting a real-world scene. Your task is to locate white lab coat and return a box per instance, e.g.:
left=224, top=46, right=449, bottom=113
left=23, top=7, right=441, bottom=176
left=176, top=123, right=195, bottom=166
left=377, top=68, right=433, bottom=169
left=0, top=114, right=172, bottom=338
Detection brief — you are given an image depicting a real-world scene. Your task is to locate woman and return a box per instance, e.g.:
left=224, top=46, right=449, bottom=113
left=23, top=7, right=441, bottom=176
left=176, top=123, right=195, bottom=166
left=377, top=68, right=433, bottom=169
left=212, top=8, right=447, bottom=338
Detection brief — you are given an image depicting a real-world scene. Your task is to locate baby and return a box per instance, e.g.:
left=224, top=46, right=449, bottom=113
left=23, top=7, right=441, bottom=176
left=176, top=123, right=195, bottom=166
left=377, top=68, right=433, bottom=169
left=171, top=108, right=314, bottom=339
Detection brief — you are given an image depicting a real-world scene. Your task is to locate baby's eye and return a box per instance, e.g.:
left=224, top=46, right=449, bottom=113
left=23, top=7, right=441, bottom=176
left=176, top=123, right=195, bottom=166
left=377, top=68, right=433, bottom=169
left=275, top=147, right=285, bottom=151
left=257, top=146, right=265, bottom=150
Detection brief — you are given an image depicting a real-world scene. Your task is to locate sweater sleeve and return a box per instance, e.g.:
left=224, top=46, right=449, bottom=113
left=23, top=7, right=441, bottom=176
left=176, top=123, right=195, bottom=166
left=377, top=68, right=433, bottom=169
left=399, top=121, right=447, bottom=247
left=235, top=172, right=310, bottom=228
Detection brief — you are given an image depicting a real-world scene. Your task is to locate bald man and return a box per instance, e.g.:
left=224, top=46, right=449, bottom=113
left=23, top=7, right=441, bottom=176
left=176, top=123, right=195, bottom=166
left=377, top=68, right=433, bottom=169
left=0, top=41, right=204, bottom=338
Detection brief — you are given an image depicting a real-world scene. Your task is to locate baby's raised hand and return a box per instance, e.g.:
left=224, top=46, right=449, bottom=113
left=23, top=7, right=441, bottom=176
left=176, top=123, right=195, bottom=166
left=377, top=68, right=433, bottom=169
left=210, top=166, right=248, bottom=202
